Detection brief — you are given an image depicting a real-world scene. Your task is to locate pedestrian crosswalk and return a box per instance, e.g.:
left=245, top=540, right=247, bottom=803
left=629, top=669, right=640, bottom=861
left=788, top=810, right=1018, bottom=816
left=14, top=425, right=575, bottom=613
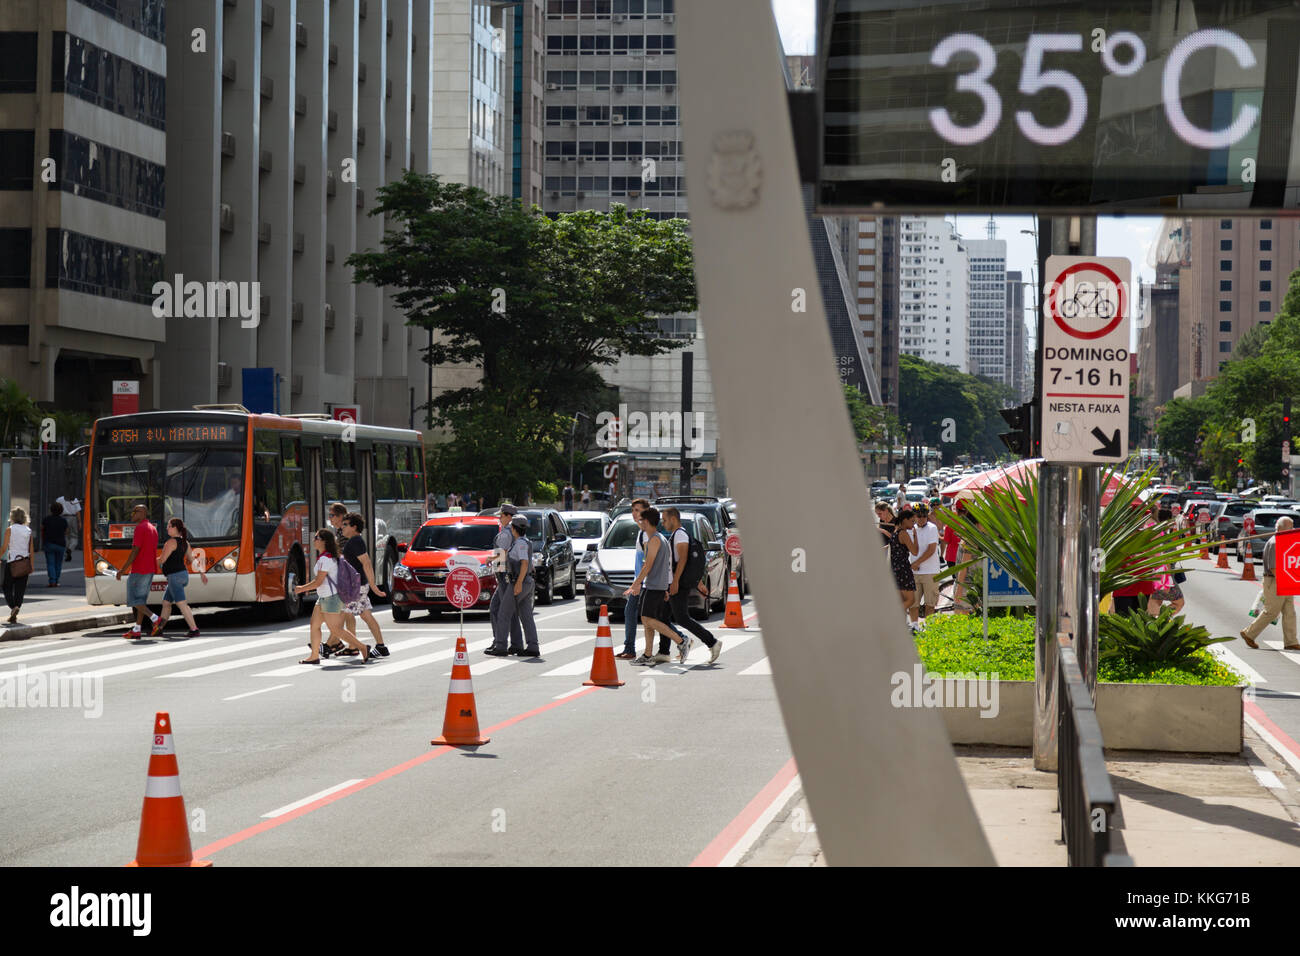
left=0, top=616, right=771, bottom=693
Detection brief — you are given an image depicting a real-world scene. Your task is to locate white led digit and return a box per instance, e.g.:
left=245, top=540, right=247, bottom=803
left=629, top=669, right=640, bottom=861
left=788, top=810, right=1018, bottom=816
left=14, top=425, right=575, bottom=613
left=1015, top=33, right=1087, bottom=147
left=1162, top=28, right=1260, bottom=150
left=928, top=33, right=1001, bottom=146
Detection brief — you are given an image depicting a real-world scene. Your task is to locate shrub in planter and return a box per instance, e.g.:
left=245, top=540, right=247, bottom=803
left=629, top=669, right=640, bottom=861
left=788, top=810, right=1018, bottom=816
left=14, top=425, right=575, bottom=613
left=1099, top=607, right=1233, bottom=666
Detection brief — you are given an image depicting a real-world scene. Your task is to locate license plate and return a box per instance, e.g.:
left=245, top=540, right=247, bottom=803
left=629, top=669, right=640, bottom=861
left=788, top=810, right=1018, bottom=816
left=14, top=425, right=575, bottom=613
left=150, top=581, right=166, bottom=591
left=425, top=587, right=444, bottom=598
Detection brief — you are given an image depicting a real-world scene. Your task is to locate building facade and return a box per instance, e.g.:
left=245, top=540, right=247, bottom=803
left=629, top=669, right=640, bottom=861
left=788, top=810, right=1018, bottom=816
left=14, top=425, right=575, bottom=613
left=964, top=235, right=1007, bottom=383
left=1005, top=270, right=1029, bottom=400
left=512, top=0, right=545, bottom=206
left=0, top=0, right=167, bottom=416
left=897, top=216, right=967, bottom=373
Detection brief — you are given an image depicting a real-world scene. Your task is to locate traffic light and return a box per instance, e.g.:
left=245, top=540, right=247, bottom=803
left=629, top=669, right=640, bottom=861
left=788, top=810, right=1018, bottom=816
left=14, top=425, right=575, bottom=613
left=999, top=403, right=1032, bottom=458
left=1285, top=397, right=1292, bottom=444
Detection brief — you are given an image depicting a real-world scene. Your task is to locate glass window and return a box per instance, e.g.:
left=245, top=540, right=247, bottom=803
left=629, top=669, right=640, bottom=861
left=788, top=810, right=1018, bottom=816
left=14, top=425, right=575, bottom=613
left=1220, top=260, right=1231, bottom=271
left=1261, top=219, right=1272, bottom=229
left=1219, top=301, right=1232, bottom=312
left=1261, top=239, right=1272, bottom=251
left=1219, top=320, right=1232, bottom=332
left=1219, top=341, right=1232, bottom=352
left=1261, top=260, right=1272, bottom=271
left=0, top=32, right=37, bottom=92
left=1220, top=239, right=1232, bottom=251
left=1220, top=219, right=1231, bottom=228
left=1260, top=301, right=1271, bottom=312
left=1219, top=280, right=1231, bottom=291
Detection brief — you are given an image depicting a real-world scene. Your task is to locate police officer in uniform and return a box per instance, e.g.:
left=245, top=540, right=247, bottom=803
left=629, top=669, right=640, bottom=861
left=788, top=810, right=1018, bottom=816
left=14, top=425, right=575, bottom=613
left=494, top=515, right=540, bottom=657
left=486, top=504, right=524, bottom=656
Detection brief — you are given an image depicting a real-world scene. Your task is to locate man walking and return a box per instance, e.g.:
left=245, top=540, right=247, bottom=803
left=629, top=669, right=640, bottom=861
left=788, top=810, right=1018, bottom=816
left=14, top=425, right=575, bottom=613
left=56, top=492, right=81, bottom=558
left=563, top=482, right=575, bottom=512
left=1240, top=516, right=1299, bottom=650
left=624, top=507, right=687, bottom=665
left=615, top=498, right=650, bottom=659
left=661, top=508, right=723, bottom=664
left=910, top=503, right=942, bottom=622
left=116, top=503, right=162, bottom=639
left=486, top=504, right=525, bottom=656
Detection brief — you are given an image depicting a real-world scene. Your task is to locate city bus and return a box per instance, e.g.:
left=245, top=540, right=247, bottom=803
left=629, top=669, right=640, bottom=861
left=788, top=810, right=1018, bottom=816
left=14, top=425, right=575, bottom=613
left=83, top=406, right=427, bottom=619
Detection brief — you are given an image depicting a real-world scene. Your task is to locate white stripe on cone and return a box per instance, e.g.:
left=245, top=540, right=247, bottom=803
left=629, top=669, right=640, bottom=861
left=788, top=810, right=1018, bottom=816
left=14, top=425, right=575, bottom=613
left=596, top=633, right=612, bottom=647
left=144, top=775, right=183, bottom=798
left=447, top=679, right=475, bottom=694
left=151, top=734, right=174, bottom=756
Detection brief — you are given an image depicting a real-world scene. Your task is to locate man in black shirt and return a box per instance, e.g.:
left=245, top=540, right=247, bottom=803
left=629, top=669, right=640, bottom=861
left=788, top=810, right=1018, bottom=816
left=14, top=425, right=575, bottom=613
left=41, top=503, right=68, bottom=587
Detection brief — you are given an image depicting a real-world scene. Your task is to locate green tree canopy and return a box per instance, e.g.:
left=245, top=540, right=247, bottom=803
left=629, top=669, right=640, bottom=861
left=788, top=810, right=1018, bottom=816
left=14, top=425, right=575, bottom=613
left=898, top=354, right=1017, bottom=463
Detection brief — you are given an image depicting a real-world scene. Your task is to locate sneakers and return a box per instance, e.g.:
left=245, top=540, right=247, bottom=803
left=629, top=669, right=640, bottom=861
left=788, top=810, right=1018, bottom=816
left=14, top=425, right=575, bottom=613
left=123, top=627, right=141, bottom=640
left=373, top=642, right=390, bottom=657
left=709, top=639, right=723, bottom=664
left=652, top=652, right=671, bottom=664
left=150, top=618, right=165, bottom=637
left=187, top=629, right=201, bottom=638
left=631, top=654, right=656, bottom=665
left=677, top=636, right=694, bottom=663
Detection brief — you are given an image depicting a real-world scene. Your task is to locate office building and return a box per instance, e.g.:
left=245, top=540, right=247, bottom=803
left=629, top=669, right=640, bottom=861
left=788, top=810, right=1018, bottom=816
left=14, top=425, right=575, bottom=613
left=965, top=233, right=1007, bottom=383
left=1005, top=270, right=1029, bottom=400
left=512, top=0, right=546, bottom=206
left=0, top=0, right=167, bottom=414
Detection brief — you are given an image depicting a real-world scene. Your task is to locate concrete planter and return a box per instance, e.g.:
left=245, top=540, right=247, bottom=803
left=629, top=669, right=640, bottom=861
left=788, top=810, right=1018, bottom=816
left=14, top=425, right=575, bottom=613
left=936, top=678, right=1244, bottom=754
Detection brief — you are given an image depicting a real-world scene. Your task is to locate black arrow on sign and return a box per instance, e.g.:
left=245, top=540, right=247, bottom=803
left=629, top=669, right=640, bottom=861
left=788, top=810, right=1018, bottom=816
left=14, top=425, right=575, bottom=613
left=1091, top=427, right=1121, bottom=458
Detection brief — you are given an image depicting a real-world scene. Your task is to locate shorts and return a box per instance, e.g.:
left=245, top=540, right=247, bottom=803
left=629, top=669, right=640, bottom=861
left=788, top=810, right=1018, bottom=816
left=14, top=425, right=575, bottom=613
left=318, top=593, right=343, bottom=614
left=639, top=588, right=669, bottom=623
left=126, top=573, right=153, bottom=607
left=1150, top=585, right=1184, bottom=602
left=162, top=570, right=189, bottom=604
left=344, top=591, right=373, bottom=616
left=914, top=573, right=940, bottom=609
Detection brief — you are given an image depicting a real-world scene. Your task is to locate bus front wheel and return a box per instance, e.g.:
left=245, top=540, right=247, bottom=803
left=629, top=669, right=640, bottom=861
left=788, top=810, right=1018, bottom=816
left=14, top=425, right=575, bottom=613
left=268, top=555, right=304, bottom=621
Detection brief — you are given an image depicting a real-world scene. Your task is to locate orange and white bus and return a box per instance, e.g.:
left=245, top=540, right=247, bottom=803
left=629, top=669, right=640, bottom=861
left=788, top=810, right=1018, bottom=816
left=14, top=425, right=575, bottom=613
left=83, top=406, right=426, bottom=619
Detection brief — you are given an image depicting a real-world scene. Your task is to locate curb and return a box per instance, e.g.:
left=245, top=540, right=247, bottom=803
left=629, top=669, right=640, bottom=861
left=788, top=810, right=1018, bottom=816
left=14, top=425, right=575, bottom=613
left=0, top=610, right=136, bottom=642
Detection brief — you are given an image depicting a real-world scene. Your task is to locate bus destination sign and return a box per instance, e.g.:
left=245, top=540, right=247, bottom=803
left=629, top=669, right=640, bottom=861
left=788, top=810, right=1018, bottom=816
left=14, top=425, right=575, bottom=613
left=105, top=423, right=240, bottom=445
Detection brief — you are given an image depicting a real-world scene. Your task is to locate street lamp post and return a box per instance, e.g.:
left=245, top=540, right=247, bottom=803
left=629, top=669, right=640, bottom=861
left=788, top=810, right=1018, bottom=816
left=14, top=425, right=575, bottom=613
left=569, top=412, right=593, bottom=490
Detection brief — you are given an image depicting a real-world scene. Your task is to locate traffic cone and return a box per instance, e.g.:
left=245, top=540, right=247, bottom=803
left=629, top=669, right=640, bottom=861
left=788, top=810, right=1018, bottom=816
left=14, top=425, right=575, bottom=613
left=127, top=712, right=212, bottom=867
left=1242, top=557, right=1257, bottom=582
left=583, top=604, right=625, bottom=687
left=432, top=636, right=490, bottom=746
left=722, top=571, right=746, bottom=629
left=1199, top=539, right=1210, bottom=560
left=1216, top=547, right=1229, bottom=569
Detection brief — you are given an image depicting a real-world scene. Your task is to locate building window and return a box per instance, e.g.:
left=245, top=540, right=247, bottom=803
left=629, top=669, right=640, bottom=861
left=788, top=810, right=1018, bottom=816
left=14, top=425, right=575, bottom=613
left=1261, top=280, right=1271, bottom=292
left=1220, top=219, right=1232, bottom=228
left=1261, top=301, right=1271, bottom=312
left=1219, top=320, right=1232, bottom=332
left=1261, top=260, right=1272, bottom=271
left=44, top=228, right=164, bottom=304
left=0, top=32, right=38, bottom=93
left=1261, top=218, right=1272, bottom=229
left=1261, top=239, right=1272, bottom=251
left=0, top=229, right=32, bottom=287
left=1220, top=260, right=1231, bottom=271
left=51, top=33, right=166, bottom=131
left=1219, top=280, right=1232, bottom=292
left=1219, top=341, right=1232, bottom=353
left=1219, top=301, right=1232, bottom=312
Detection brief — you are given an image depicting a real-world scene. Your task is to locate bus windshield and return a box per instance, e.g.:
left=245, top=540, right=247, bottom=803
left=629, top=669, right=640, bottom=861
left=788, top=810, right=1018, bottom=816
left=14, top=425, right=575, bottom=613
left=94, top=448, right=246, bottom=542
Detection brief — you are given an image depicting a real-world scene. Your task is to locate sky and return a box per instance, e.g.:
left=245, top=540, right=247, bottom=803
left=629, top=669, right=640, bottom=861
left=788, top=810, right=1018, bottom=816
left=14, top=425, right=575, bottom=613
left=769, top=1, right=1163, bottom=349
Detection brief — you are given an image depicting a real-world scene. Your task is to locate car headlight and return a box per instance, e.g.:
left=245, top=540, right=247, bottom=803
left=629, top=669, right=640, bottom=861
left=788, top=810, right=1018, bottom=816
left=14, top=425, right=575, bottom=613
left=218, top=551, right=238, bottom=572
left=95, top=560, right=111, bottom=576
left=393, top=564, right=413, bottom=580
left=588, top=566, right=609, bottom=585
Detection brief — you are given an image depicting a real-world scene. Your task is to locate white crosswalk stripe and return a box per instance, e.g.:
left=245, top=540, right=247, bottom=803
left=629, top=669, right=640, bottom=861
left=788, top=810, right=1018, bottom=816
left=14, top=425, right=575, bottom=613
left=0, top=639, right=220, bottom=680
left=0, top=640, right=128, bottom=666
left=738, top=656, right=771, bottom=676
left=82, top=636, right=299, bottom=679
left=258, top=635, right=479, bottom=678
left=444, top=633, right=597, bottom=676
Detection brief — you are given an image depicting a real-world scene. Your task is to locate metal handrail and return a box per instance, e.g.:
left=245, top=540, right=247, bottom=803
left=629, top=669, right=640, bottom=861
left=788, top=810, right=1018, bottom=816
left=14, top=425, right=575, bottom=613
left=1056, top=634, right=1134, bottom=867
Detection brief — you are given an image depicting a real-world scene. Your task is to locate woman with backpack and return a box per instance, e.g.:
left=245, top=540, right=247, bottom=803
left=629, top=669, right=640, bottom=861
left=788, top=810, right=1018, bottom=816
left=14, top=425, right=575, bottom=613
left=150, top=518, right=208, bottom=637
left=295, top=527, right=371, bottom=664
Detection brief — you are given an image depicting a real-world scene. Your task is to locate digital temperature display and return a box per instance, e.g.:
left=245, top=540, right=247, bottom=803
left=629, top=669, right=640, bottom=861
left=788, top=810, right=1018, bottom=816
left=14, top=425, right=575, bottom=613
left=818, top=1, right=1300, bottom=213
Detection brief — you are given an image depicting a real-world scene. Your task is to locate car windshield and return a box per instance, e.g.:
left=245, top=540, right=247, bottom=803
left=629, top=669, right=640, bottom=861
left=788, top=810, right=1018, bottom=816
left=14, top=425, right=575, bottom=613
left=565, top=518, right=605, bottom=538
left=410, top=524, right=498, bottom=551
left=604, top=519, right=641, bottom=548
left=94, top=448, right=245, bottom=542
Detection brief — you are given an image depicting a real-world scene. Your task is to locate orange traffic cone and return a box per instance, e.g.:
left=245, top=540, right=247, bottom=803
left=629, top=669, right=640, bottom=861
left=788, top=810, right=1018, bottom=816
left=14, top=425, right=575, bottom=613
left=1216, top=547, right=1229, bottom=569
left=1242, top=557, right=1257, bottom=582
left=128, top=712, right=212, bottom=867
left=1199, top=540, right=1210, bottom=560
left=722, top=571, right=746, bottom=629
left=583, top=604, right=625, bottom=687
left=432, top=636, right=490, bottom=746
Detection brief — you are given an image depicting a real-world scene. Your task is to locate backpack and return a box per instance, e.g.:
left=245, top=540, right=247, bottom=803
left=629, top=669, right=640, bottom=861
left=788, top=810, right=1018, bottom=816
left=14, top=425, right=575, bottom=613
left=336, top=555, right=362, bottom=604
left=674, top=526, right=708, bottom=589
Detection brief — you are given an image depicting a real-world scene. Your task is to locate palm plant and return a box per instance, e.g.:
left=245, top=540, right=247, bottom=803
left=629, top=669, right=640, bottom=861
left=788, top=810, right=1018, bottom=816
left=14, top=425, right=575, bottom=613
left=1099, top=606, right=1232, bottom=665
left=935, top=464, right=1208, bottom=600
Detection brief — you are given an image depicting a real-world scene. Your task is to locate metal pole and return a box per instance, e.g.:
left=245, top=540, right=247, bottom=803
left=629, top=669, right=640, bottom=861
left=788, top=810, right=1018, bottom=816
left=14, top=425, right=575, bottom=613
left=680, top=351, right=693, bottom=495
left=982, top=557, right=989, bottom=641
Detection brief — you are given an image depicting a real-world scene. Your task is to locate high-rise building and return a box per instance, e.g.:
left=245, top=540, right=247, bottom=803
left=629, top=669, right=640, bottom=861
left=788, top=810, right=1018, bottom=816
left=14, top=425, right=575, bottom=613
left=897, top=217, right=967, bottom=373
left=965, top=232, right=1007, bottom=384
left=512, top=1, right=546, bottom=206
left=0, top=0, right=167, bottom=414
left=153, top=0, right=445, bottom=428
left=1005, top=270, right=1028, bottom=400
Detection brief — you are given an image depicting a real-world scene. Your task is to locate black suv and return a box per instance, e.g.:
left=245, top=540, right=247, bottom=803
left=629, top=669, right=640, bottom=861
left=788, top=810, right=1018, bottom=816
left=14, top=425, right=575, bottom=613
left=478, top=507, right=577, bottom=603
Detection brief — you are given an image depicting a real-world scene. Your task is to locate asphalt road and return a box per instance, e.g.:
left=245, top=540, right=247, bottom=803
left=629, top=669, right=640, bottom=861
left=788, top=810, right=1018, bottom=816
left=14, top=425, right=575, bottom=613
left=0, top=593, right=784, bottom=866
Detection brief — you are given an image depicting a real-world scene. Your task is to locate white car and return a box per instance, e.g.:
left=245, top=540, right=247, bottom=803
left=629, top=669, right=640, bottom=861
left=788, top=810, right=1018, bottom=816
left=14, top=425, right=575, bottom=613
left=560, top=511, right=611, bottom=590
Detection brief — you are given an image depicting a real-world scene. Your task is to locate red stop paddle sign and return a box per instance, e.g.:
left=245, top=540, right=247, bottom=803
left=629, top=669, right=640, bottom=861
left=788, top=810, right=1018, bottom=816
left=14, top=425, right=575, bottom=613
left=1277, top=530, right=1300, bottom=597
left=724, top=533, right=743, bottom=557
left=445, top=567, right=481, bottom=609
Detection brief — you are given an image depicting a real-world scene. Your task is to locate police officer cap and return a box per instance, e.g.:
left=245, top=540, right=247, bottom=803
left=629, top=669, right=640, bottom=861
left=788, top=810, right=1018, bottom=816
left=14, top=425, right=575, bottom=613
left=510, top=514, right=529, bottom=530
left=499, top=504, right=518, bottom=515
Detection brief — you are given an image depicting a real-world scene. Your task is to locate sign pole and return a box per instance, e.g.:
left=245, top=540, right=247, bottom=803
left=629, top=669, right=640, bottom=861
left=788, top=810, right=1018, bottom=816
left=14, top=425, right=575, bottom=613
left=982, top=557, right=989, bottom=641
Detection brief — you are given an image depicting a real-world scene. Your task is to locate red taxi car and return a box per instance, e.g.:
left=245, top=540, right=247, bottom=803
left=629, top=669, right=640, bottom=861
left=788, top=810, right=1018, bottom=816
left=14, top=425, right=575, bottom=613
left=390, top=515, right=501, bottom=621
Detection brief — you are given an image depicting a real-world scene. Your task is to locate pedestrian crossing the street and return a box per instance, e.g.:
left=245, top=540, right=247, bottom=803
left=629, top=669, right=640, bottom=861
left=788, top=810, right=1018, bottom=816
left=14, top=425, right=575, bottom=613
left=0, top=608, right=769, bottom=693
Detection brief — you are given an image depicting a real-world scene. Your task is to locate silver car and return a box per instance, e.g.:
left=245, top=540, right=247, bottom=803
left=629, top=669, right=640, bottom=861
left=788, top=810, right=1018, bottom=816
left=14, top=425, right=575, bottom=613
left=560, top=511, right=611, bottom=590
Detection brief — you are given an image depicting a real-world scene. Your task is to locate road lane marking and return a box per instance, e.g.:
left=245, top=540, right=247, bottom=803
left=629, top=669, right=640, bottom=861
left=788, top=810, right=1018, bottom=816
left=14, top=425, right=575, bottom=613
left=244, top=637, right=445, bottom=678
left=1244, top=700, right=1300, bottom=779
left=262, top=780, right=365, bottom=818
left=691, top=759, right=800, bottom=867
left=1262, top=640, right=1300, bottom=668
left=223, top=684, right=293, bottom=701
left=553, top=686, right=587, bottom=700
left=452, top=633, right=597, bottom=676
left=0, top=640, right=128, bottom=664
left=311, top=636, right=492, bottom=678
left=80, top=636, right=299, bottom=679
left=187, top=687, right=601, bottom=861
left=0, top=639, right=220, bottom=680
left=738, top=656, right=771, bottom=676
left=1208, top=644, right=1266, bottom=685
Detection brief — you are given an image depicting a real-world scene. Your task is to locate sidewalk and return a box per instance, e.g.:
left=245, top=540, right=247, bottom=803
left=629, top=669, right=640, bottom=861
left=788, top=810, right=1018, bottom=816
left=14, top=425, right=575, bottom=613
left=740, top=727, right=1300, bottom=865
left=0, top=551, right=133, bottom=641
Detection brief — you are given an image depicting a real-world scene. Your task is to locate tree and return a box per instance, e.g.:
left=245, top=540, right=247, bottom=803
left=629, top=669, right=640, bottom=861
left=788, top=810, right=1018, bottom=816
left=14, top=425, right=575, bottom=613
left=843, top=384, right=896, bottom=446
left=348, top=173, right=697, bottom=498
left=0, top=379, right=40, bottom=448
left=898, top=354, right=1016, bottom=463
left=1155, top=395, right=1214, bottom=472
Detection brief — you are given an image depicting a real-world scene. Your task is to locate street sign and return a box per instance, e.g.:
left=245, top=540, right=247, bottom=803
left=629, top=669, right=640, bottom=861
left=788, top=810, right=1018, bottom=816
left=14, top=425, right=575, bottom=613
left=112, top=380, right=139, bottom=416
left=724, top=533, right=743, bottom=557
left=332, top=404, right=361, bottom=424
left=1039, top=256, right=1130, bottom=464
left=985, top=555, right=1033, bottom=607
left=445, top=567, right=480, bottom=610
left=1276, top=530, right=1300, bottom=597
